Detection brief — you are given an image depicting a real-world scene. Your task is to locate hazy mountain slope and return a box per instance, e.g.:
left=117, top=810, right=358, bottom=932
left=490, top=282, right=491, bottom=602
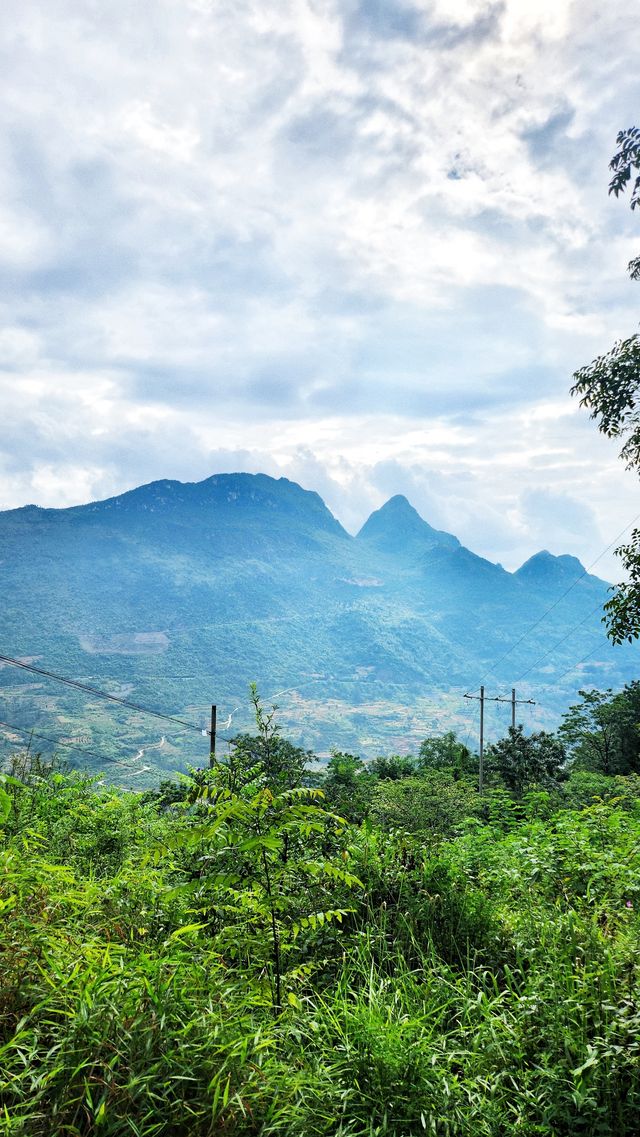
left=0, top=472, right=637, bottom=778
left=357, top=495, right=460, bottom=554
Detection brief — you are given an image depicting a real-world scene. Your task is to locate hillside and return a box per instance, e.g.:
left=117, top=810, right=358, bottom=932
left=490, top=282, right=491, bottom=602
left=0, top=472, right=637, bottom=779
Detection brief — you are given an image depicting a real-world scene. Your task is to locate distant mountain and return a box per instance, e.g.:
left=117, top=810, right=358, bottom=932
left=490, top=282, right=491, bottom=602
left=357, top=495, right=460, bottom=554
left=0, top=473, right=637, bottom=782
left=82, top=473, right=347, bottom=535
left=515, top=551, right=589, bottom=587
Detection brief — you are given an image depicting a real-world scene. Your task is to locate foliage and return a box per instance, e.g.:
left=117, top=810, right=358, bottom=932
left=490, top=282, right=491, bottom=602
left=321, top=750, right=376, bottom=823
left=609, top=125, right=640, bottom=212
left=560, top=683, right=640, bottom=775
left=571, top=126, right=640, bottom=642
left=485, top=724, right=567, bottom=796
left=154, top=691, right=360, bottom=1015
left=226, top=683, right=317, bottom=792
left=6, top=708, right=640, bottom=1134
left=367, top=753, right=417, bottom=780
left=562, top=768, right=640, bottom=811
left=162, top=762, right=359, bottom=1014
left=418, top=730, right=476, bottom=778
left=2, top=751, right=153, bottom=876
left=369, top=771, right=480, bottom=838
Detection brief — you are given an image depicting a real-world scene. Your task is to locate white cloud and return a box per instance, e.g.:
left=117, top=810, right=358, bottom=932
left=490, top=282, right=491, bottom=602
left=0, top=0, right=639, bottom=584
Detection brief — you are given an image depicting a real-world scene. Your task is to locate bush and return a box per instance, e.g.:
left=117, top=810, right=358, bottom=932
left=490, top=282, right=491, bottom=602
left=370, top=772, right=479, bottom=839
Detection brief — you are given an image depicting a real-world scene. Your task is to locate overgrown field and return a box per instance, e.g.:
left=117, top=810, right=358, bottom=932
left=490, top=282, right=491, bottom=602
left=2, top=753, right=640, bottom=1136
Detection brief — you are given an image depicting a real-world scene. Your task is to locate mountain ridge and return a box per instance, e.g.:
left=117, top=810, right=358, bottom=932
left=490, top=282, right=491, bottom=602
left=1, top=473, right=599, bottom=579
left=0, top=471, right=635, bottom=777
left=3, top=473, right=348, bottom=538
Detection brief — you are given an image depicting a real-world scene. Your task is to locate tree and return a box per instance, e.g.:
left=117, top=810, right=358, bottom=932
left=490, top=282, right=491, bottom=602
left=369, top=772, right=479, bottom=838
left=485, top=726, right=567, bottom=797
left=322, top=750, right=375, bottom=823
left=615, top=680, right=640, bottom=772
left=571, top=127, right=640, bottom=642
left=560, top=682, right=640, bottom=776
left=226, top=684, right=316, bottom=792
left=559, top=688, right=624, bottom=775
left=169, top=689, right=359, bottom=1014
left=367, top=753, right=417, bottom=780
left=417, top=731, right=476, bottom=780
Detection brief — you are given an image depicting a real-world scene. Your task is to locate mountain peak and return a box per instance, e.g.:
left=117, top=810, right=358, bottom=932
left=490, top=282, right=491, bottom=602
left=357, top=496, right=460, bottom=554
left=515, top=549, right=587, bottom=583
left=69, top=473, right=346, bottom=535
left=378, top=493, right=418, bottom=514
left=0, top=473, right=349, bottom=542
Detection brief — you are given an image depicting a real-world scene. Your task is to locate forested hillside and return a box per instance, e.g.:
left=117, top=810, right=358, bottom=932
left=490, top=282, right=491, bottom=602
left=1, top=473, right=637, bottom=778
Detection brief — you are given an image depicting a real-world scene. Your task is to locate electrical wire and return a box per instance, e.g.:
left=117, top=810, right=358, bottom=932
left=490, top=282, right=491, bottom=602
left=459, top=684, right=484, bottom=753
left=512, top=600, right=609, bottom=684
left=548, top=638, right=612, bottom=686
left=0, top=717, right=120, bottom=765
left=476, top=511, right=640, bottom=685
left=0, top=653, right=207, bottom=734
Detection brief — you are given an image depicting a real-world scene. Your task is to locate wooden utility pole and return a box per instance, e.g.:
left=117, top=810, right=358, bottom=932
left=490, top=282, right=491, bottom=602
left=209, top=704, right=217, bottom=766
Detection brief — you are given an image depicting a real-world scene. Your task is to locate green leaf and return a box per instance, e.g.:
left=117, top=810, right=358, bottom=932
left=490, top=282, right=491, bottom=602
left=572, top=1048, right=599, bottom=1078
left=167, top=923, right=207, bottom=941
left=0, top=785, right=11, bottom=824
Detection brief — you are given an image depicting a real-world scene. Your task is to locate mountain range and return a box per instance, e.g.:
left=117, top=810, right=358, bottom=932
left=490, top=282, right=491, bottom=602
left=0, top=472, right=637, bottom=782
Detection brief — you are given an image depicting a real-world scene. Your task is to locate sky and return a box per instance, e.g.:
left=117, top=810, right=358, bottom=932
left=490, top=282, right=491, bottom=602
left=1, top=0, right=639, bottom=579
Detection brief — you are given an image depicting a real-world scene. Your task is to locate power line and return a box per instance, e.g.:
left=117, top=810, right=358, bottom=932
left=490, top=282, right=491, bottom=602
left=0, top=653, right=206, bottom=734
left=550, top=638, right=612, bottom=686
left=512, top=600, right=609, bottom=684
left=477, top=511, right=640, bottom=685
left=0, top=717, right=119, bottom=765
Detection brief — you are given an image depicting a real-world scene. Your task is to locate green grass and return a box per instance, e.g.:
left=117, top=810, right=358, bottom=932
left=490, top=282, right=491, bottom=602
left=1, top=762, right=640, bottom=1135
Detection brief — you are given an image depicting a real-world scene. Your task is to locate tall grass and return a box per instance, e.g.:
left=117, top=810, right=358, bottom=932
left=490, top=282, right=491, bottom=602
left=1, top=764, right=640, bottom=1135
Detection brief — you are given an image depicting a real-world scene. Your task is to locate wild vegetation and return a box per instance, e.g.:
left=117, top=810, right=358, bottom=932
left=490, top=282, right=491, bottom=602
left=571, top=124, right=640, bottom=642
left=2, top=684, right=640, bottom=1136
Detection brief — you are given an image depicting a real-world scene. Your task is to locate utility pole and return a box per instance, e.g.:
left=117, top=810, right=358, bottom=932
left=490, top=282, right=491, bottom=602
left=494, top=689, right=536, bottom=730
left=209, top=704, right=217, bottom=767
left=479, top=684, right=484, bottom=793
left=465, top=688, right=538, bottom=792
left=465, top=685, right=494, bottom=793
left=465, top=686, right=536, bottom=792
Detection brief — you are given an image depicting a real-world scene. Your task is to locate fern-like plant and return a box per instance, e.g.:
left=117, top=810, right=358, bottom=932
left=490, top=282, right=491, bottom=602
left=158, top=689, right=361, bottom=1013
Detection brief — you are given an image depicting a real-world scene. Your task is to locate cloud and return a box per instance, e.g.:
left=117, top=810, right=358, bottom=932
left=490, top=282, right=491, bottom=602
left=516, top=488, right=601, bottom=562
left=0, top=0, right=639, bottom=585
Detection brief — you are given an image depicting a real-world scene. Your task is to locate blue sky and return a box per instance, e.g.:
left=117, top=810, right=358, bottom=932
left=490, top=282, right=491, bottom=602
left=1, top=0, right=639, bottom=578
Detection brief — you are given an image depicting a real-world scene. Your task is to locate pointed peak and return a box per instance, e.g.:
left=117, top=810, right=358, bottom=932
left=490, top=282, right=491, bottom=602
left=357, top=496, right=460, bottom=553
left=377, top=494, right=421, bottom=515
left=360, top=494, right=423, bottom=525
left=382, top=493, right=412, bottom=507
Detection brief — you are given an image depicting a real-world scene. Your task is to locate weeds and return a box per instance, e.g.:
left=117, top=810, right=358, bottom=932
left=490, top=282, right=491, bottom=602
left=2, top=751, right=640, bottom=1134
